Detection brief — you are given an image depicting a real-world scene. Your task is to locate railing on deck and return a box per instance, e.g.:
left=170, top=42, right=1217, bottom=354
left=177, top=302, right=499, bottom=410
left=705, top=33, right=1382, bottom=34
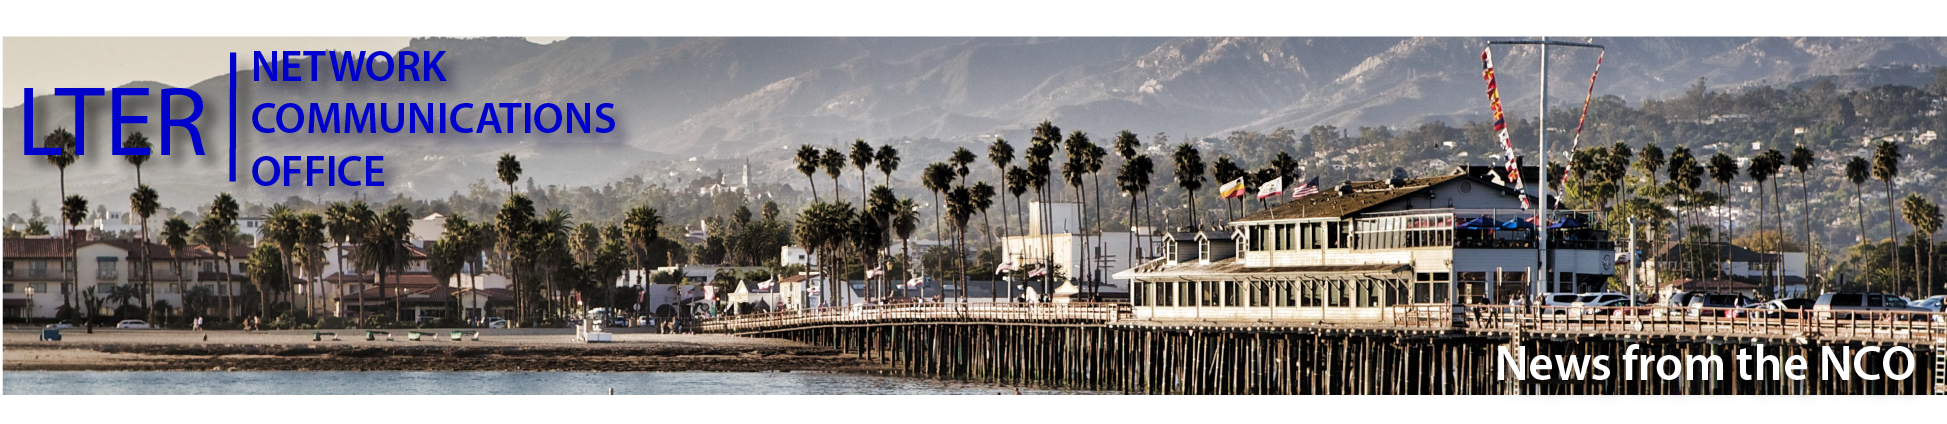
left=1450, top=304, right=1947, bottom=343
left=699, top=302, right=1124, bottom=333
left=700, top=300, right=1944, bottom=343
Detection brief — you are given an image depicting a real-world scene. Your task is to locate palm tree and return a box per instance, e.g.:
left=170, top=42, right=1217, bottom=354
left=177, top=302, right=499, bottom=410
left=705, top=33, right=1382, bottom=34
left=377, top=205, right=413, bottom=319
left=891, top=198, right=921, bottom=296
left=867, top=186, right=898, bottom=298
left=970, top=182, right=996, bottom=300
left=1635, top=144, right=1666, bottom=189
left=245, top=243, right=285, bottom=321
left=441, top=214, right=482, bottom=322
left=1060, top=132, right=1089, bottom=286
left=263, top=204, right=300, bottom=317
left=1707, top=153, right=1739, bottom=278
left=1918, top=200, right=1944, bottom=296
left=921, top=162, right=956, bottom=278
left=875, top=145, right=901, bottom=186
left=44, top=128, right=77, bottom=309
left=1173, top=143, right=1207, bottom=229
left=325, top=201, right=365, bottom=320
left=1872, top=140, right=1901, bottom=292
left=988, top=138, right=1015, bottom=259
left=850, top=139, right=876, bottom=204
left=796, top=145, right=822, bottom=200
left=198, top=194, right=241, bottom=319
left=497, top=154, right=522, bottom=195
left=496, top=194, right=536, bottom=324
left=623, top=205, right=663, bottom=273
left=1747, top=150, right=1781, bottom=296
left=1788, top=145, right=1816, bottom=271
left=1115, top=130, right=1155, bottom=264
left=62, top=194, right=88, bottom=313
left=1210, top=156, right=1242, bottom=220
left=124, top=132, right=155, bottom=320
left=1899, top=194, right=1936, bottom=296
left=130, top=185, right=159, bottom=323
left=1027, top=121, right=1060, bottom=281
left=296, top=213, right=327, bottom=316
left=161, top=217, right=192, bottom=320
left=1006, top=166, right=1032, bottom=266
left=1845, top=156, right=1871, bottom=247
left=946, top=186, right=974, bottom=302
left=821, top=147, right=846, bottom=202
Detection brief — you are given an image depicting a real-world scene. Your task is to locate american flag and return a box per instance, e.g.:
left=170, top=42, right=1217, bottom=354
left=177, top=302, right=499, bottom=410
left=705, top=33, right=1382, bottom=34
left=1289, top=177, right=1320, bottom=200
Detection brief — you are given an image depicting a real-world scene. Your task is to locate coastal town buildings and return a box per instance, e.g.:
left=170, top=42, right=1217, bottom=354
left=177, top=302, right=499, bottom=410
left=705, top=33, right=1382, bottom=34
left=1114, top=170, right=1619, bottom=321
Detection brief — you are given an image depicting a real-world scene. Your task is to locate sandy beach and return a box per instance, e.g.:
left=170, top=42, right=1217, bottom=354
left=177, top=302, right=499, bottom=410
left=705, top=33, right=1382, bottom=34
left=3, top=327, right=885, bottom=372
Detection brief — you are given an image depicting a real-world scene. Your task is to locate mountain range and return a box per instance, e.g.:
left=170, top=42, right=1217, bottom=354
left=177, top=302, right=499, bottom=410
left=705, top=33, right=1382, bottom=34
left=11, top=36, right=1947, bottom=211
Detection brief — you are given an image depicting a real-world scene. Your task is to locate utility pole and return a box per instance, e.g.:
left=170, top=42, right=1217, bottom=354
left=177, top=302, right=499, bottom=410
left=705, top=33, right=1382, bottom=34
left=1488, top=38, right=1604, bottom=295
left=1628, top=217, right=1639, bottom=305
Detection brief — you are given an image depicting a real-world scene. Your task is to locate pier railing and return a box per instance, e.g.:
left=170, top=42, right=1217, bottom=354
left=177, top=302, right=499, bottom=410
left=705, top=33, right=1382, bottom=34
left=701, top=301, right=1944, bottom=343
left=700, top=302, right=1123, bottom=333
left=1436, top=304, right=1947, bottom=343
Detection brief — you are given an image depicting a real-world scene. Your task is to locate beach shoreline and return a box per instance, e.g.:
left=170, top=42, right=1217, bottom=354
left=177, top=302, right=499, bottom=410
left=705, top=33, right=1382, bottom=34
left=3, top=328, right=886, bottom=373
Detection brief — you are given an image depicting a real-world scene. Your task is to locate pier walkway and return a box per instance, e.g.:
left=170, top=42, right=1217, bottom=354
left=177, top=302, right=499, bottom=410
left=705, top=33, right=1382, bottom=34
left=703, top=302, right=1947, bottom=344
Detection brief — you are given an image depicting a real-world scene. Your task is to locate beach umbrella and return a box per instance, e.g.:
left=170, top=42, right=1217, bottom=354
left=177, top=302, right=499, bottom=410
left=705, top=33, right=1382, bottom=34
left=1457, top=216, right=1496, bottom=229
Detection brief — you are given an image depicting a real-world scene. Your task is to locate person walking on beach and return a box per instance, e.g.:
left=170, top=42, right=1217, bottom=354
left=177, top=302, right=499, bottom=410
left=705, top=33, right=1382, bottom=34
left=193, top=316, right=203, bottom=331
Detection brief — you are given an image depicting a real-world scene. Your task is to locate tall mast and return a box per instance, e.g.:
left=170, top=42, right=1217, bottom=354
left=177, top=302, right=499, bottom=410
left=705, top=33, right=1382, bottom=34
left=1538, top=37, right=1550, bottom=295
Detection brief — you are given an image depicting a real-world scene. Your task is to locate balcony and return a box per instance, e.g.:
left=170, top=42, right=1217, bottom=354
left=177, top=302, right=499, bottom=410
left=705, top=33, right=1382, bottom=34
left=97, top=270, right=120, bottom=281
left=15, top=269, right=71, bottom=280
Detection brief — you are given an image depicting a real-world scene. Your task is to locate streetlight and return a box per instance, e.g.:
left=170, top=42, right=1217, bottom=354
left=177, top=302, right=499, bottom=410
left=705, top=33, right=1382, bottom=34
left=25, top=286, right=34, bottom=323
left=1487, top=38, right=1605, bottom=300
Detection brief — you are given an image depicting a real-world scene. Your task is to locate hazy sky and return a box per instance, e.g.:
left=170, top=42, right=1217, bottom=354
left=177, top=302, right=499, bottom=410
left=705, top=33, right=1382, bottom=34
left=3, top=37, right=568, bottom=106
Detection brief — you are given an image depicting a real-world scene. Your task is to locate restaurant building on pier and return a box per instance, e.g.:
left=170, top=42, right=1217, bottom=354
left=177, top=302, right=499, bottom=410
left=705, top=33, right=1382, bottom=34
left=1114, top=171, right=1619, bottom=322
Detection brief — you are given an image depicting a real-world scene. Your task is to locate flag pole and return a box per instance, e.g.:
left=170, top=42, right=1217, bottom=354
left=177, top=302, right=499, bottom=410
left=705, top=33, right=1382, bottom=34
left=1488, top=37, right=1604, bottom=297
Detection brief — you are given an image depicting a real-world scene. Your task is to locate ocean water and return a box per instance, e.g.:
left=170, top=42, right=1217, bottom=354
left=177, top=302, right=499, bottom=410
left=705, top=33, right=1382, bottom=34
left=2, top=371, right=1108, bottom=395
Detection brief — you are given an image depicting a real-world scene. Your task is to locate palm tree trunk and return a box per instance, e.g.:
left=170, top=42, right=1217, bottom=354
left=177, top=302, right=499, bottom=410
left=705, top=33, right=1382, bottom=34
left=1888, top=180, right=1898, bottom=295
left=1855, top=182, right=1865, bottom=291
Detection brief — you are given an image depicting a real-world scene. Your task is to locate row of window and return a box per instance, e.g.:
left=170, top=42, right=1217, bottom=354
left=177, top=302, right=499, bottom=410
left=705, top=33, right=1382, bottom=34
left=1130, top=279, right=1407, bottom=308
left=3, top=282, right=239, bottom=295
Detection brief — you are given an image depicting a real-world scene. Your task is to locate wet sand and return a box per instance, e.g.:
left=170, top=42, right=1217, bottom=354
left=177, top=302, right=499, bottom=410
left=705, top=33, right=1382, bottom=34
left=3, top=328, right=885, bottom=372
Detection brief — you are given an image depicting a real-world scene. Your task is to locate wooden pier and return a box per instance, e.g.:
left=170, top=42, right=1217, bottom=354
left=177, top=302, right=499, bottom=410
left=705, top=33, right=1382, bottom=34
left=702, top=303, right=1947, bottom=395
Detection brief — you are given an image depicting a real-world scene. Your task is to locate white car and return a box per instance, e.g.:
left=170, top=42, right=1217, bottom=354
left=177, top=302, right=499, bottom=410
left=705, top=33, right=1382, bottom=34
left=485, top=318, right=509, bottom=329
left=115, top=320, right=151, bottom=329
left=1567, top=293, right=1631, bottom=318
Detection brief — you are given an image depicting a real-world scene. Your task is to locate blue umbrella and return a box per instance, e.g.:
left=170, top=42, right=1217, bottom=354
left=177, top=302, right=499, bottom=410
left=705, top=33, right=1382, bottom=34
left=1457, top=216, right=1496, bottom=229
left=1550, top=216, right=1586, bottom=229
left=1500, top=217, right=1535, bottom=230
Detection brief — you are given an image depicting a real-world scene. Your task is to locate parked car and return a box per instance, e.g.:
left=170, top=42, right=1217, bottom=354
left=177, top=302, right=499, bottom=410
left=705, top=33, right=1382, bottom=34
left=1538, top=293, right=1581, bottom=314
left=1567, top=293, right=1630, bottom=317
left=1751, top=298, right=1814, bottom=319
left=1812, top=293, right=1931, bottom=320
left=1911, top=295, right=1945, bottom=312
left=485, top=318, right=509, bottom=328
left=1658, top=292, right=1704, bottom=316
left=45, top=321, right=76, bottom=329
left=116, top=320, right=151, bottom=329
left=1686, top=294, right=1750, bottom=317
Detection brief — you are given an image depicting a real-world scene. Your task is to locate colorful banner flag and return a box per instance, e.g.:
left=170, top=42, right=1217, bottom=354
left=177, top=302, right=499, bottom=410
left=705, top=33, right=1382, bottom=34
left=1556, top=51, right=1604, bottom=209
left=1219, top=177, right=1247, bottom=199
left=1482, top=47, right=1529, bottom=210
left=1290, top=177, right=1320, bottom=200
left=1255, top=177, right=1283, bottom=200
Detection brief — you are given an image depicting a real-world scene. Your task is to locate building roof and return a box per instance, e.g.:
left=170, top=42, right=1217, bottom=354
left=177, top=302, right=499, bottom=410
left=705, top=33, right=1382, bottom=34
left=1234, top=174, right=1522, bottom=223
left=3, top=238, right=68, bottom=258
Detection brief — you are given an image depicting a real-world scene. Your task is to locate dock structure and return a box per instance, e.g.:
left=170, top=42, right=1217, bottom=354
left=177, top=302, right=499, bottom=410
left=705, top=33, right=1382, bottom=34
left=702, top=171, right=1945, bottom=395
left=703, top=302, right=1944, bottom=395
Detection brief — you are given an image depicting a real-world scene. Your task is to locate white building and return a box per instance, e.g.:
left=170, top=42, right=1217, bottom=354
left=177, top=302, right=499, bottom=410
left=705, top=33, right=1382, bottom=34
left=1001, top=202, right=1145, bottom=292
left=1115, top=172, right=1620, bottom=322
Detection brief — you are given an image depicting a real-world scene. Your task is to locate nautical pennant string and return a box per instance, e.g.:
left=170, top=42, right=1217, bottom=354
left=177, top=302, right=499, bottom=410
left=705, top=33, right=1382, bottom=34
left=1481, top=47, right=1529, bottom=210
left=1556, top=51, right=1604, bottom=209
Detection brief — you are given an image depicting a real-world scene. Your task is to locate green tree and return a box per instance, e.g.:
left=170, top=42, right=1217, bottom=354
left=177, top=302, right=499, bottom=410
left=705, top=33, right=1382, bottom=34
left=821, top=147, right=846, bottom=202
left=62, top=194, right=88, bottom=311
left=1872, top=140, right=1900, bottom=291
left=921, top=162, right=956, bottom=276
left=850, top=139, right=876, bottom=205
left=796, top=145, right=822, bottom=200
left=246, top=243, right=286, bottom=320
left=160, top=217, right=192, bottom=321
left=497, top=154, right=522, bottom=195
left=1173, top=142, right=1207, bottom=229
left=130, top=184, right=159, bottom=322
left=44, top=128, right=77, bottom=309
left=1788, top=144, right=1816, bottom=275
left=988, top=138, right=1015, bottom=257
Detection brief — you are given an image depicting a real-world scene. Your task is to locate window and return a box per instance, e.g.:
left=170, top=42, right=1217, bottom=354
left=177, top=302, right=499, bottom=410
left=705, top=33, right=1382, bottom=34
left=1198, top=239, right=1210, bottom=261
left=31, top=283, right=48, bottom=294
left=3, top=260, right=12, bottom=278
left=97, top=256, right=121, bottom=280
left=3, top=283, right=12, bottom=293
left=1248, top=226, right=1266, bottom=251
